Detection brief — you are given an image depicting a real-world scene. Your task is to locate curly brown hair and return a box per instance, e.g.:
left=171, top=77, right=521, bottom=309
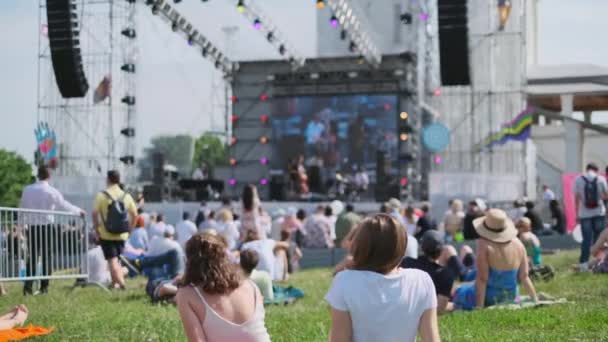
left=181, top=232, right=242, bottom=295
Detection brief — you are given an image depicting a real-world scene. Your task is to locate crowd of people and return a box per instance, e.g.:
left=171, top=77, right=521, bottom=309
left=7, top=161, right=608, bottom=341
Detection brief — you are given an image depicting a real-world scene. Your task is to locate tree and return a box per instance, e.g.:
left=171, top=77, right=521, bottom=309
left=139, top=135, right=194, bottom=180
left=0, top=149, right=33, bottom=207
left=192, top=133, right=228, bottom=176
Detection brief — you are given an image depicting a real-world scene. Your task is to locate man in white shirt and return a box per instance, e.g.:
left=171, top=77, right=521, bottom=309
left=542, top=185, right=556, bottom=202
left=148, top=214, right=167, bottom=241
left=175, top=212, right=197, bottom=249
left=20, top=166, right=85, bottom=295
left=147, top=225, right=183, bottom=257
left=241, top=229, right=290, bottom=281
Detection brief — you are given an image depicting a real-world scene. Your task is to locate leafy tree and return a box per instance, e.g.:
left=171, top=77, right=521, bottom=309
left=0, top=149, right=33, bottom=207
left=139, top=135, right=194, bottom=180
left=192, top=133, right=228, bottom=176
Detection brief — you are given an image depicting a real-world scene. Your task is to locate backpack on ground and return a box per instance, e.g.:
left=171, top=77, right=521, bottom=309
left=582, top=177, right=600, bottom=209
left=101, top=191, right=130, bottom=234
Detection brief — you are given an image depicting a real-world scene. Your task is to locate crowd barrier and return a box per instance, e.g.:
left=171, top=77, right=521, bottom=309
left=0, top=207, right=89, bottom=283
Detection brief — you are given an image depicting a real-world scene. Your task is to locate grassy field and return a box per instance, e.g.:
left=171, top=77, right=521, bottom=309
left=0, top=250, right=607, bottom=341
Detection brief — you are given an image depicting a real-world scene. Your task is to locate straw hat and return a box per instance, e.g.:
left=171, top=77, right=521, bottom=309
left=473, top=208, right=517, bottom=243
left=386, top=198, right=402, bottom=211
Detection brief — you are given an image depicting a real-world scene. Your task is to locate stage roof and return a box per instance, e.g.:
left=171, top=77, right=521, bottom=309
left=527, top=64, right=608, bottom=112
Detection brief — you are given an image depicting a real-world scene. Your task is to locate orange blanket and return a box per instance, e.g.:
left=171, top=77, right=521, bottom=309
left=0, top=325, right=54, bottom=342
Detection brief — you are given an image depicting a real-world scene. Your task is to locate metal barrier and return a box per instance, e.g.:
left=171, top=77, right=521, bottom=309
left=0, top=207, right=88, bottom=284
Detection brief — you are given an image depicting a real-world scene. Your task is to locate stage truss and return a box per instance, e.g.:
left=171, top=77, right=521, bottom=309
left=37, top=0, right=137, bottom=181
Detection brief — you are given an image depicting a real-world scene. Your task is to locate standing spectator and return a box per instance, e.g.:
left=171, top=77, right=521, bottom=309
left=542, top=185, right=556, bottom=202
left=92, top=170, right=137, bottom=290
left=453, top=209, right=538, bottom=310
left=324, top=206, right=337, bottom=244
left=402, top=231, right=456, bottom=314
left=302, top=206, right=334, bottom=248
left=294, top=209, right=307, bottom=247
left=20, top=166, right=85, bottom=295
left=176, top=233, right=271, bottom=341
left=240, top=249, right=274, bottom=301
left=240, top=185, right=262, bottom=239
left=149, top=214, right=167, bottom=241
left=549, top=200, right=566, bottom=235
left=415, top=203, right=437, bottom=240
left=215, top=210, right=240, bottom=251
left=335, top=204, right=362, bottom=247
left=281, top=230, right=303, bottom=274
left=404, top=207, right=419, bottom=237
left=326, top=214, right=440, bottom=342
left=463, top=201, right=483, bottom=240
left=386, top=198, right=406, bottom=227
left=194, top=201, right=208, bottom=229
left=443, top=199, right=465, bottom=242
left=574, top=163, right=608, bottom=271
left=175, top=212, right=197, bottom=249
left=128, top=214, right=149, bottom=251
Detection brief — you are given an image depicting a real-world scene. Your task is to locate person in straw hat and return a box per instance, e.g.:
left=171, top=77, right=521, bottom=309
left=452, top=209, right=538, bottom=310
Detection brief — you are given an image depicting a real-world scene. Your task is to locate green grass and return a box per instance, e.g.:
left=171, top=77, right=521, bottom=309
left=0, top=251, right=607, bottom=341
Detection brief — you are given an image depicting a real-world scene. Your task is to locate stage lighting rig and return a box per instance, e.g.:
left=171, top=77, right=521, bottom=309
left=144, top=0, right=235, bottom=74
left=233, top=0, right=305, bottom=69
left=324, top=0, right=382, bottom=67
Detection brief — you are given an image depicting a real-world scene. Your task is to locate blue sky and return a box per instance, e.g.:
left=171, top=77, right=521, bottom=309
left=0, top=0, right=606, bottom=162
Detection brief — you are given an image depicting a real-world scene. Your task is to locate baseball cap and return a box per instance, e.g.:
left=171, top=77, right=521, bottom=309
left=420, top=230, right=444, bottom=256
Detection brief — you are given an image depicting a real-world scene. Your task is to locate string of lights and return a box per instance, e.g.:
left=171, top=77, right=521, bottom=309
left=321, top=0, right=382, bottom=67
left=144, top=0, right=236, bottom=74
left=234, top=0, right=306, bottom=69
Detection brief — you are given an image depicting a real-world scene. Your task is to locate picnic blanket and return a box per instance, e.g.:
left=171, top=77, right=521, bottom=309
left=264, top=285, right=304, bottom=306
left=486, top=295, right=568, bottom=310
left=0, top=325, right=54, bottom=342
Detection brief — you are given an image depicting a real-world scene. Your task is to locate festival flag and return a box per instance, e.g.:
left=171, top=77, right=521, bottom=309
left=475, top=107, right=535, bottom=151
left=34, top=122, right=58, bottom=167
left=93, top=75, right=111, bottom=104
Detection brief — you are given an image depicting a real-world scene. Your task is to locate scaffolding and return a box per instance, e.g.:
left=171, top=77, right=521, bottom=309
left=37, top=0, right=137, bottom=182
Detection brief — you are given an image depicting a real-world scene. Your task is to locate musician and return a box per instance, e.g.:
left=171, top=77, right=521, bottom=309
left=192, top=163, right=208, bottom=180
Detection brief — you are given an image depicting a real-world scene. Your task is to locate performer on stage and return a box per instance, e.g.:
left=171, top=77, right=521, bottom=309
left=288, top=155, right=309, bottom=196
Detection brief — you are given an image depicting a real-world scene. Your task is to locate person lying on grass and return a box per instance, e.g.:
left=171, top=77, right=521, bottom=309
left=590, top=227, right=608, bottom=273
left=327, top=214, right=440, bottom=342
left=0, top=305, right=28, bottom=330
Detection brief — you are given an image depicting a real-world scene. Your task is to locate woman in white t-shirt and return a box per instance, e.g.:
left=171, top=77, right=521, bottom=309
left=404, top=206, right=419, bottom=237
left=325, top=214, right=440, bottom=342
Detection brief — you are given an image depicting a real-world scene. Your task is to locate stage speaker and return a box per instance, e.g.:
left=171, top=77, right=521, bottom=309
left=269, top=175, right=286, bottom=201
left=375, top=151, right=393, bottom=202
left=437, top=0, right=470, bottom=86
left=152, top=152, right=165, bottom=187
left=143, top=185, right=162, bottom=202
left=46, top=0, right=89, bottom=98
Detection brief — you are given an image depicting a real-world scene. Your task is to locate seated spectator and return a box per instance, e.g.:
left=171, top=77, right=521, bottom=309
left=549, top=200, right=566, bottom=235
left=240, top=249, right=274, bottom=301
left=335, top=204, right=362, bottom=247
left=128, top=215, right=149, bottom=251
left=326, top=214, right=440, bottom=342
left=402, top=230, right=455, bottom=314
left=133, top=248, right=185, bottom=303
left=415, top=202, right=437, bottom=240
left=148, top=214, right=167, bottom=241
left=0, top=305, right=28, bottom=330
left=439, top=245, right=476, bottom=282
left=176, top=233, right=271, bottom=341
left=517, top=218, right=542, bottom=266
left=524, top=201, right=546, bottom=234
left=241, top=230, right=290, bottom=282
left=199, top=211, right=218, bottom=232
left=176, top=212, right=197, bottom=250
left=443, top=199, right=465, bottom=242
left=215, top=210, right=240, bottom=251
left=282, top=207, right=303, bottom=235
left=463, top=200, right=484, bottom=240
left=147, top=225, right=184, bottom=258
left=302, top=206, right=334, bottom=248
left=589, top=227, right=608, bottom=273
left=453, top=209, right=538, bottom=310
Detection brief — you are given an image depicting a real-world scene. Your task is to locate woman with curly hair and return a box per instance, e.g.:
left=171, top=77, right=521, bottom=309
left=176, top=232, right=270, bottom=342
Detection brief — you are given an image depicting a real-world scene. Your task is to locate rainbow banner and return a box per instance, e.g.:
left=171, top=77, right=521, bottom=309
left=34, top=122, right=58, bottom=167
left=475, top=107, right=535, bottom=151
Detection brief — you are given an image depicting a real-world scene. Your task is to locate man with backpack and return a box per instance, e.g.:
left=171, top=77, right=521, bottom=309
left=92, top=170, right=137, bottom=289
left=574, top=163, right=608, bottom=271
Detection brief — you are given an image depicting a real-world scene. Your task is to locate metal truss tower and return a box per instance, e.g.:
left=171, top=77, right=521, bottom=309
left=37, top=0, right=138, bottom=181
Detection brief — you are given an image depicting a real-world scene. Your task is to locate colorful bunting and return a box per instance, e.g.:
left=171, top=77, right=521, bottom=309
left=475, top=107, right=535, bottom=151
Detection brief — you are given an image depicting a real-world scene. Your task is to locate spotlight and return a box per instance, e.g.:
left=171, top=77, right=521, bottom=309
left=347, top=71, right=358, bottom=79
left=260, top=94, right=268, bottom=101
left=329, top=15, right=339, bottom=27
left=419, top=13, right=429, bottom=21
left=230, top=137, right=237, bottom=145
left=171, top=21, right=179, bottom=32
left=266, top=32, right=274, bottom=42
left=229, top=178, right=236, bottom=186
left=400, top=13, right=413, bottom=25
left=400, top=112, right=408, bottom=120
left=253, top=19, right=262, bottom=30
left=231, top=96, right=237, bottom=103
left=121, top=96, right=135, bottom=105
left=400, top=177, right=408, bottom=186
left=121, top=28, right=136, bottom=38
left=120, top=128, right=135, bottom=137
left=433, top=88, right=442, bottom=96
left=340, top=30, right=347, bottom=40
left=310, top=73, right=320, bottom=80
left=237, top=0, right=245, bottom=13
left=121, top=63, right=135, bottom=73
left=260, top=178, right=268, bottom=185
left=278, top=45, right=286, bottom=55
left=231, top=115, right=237, bottom=123
left=260, top=157, right=268, bottom=165
left=316, top=0, right=325, bottom=9
left=260, top=115, right=269, bottom=123
left=434, top=155, right=443, bottom=165
left=229, top=158, right=236, bottom=166
left=260, top=136, right=268, bottom=144
left=349, top=41, right=357, bottom=53
left=400, top=133, right=408, bottom=141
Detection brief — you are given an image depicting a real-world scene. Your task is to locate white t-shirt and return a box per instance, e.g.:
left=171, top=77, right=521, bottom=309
left=405, top=235, right=419, bottom=259
left=87, top=246, right=111, bottom=285
left=175, top=219, right=197, bottom=249
left=148, top=222, right=167, bottom=241
left=241, top=239, right=277, bottom=277
left=216, top=221, right=240, bottom=251
left=325, top=268, right=436, bottom=342
left=147, top=236, right=183, bottom=257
